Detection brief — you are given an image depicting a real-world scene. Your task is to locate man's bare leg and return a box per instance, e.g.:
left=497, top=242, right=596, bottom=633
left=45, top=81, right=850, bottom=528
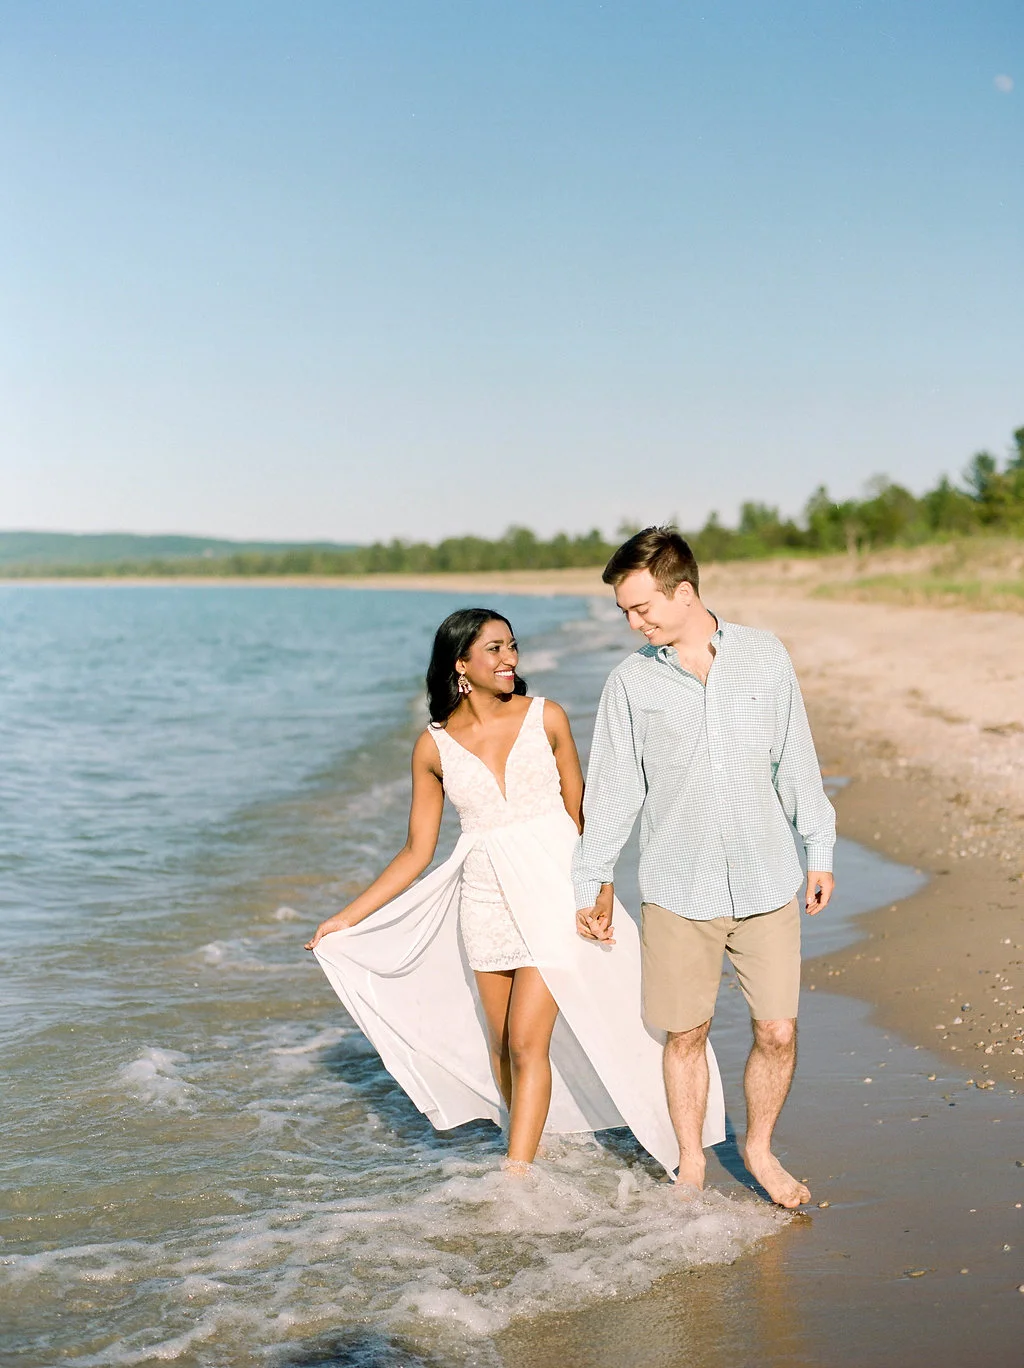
left=741, top=1017, right=810, bottom=1208
left=663, top=1020, right=711, bottom=1190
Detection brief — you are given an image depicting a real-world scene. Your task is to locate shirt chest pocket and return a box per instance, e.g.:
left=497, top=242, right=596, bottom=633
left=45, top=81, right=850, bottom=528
left=730, top=693, right=774, bottom=753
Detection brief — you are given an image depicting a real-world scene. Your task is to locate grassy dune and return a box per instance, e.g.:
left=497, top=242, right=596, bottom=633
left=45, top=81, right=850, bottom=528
left=706, top=537, right=1024, bottom=613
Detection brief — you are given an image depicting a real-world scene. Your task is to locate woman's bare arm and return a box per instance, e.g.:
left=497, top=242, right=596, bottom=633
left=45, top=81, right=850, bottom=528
left=543, top=699, right=585, bottom=833
left=305, top=731, right=445, bottom=950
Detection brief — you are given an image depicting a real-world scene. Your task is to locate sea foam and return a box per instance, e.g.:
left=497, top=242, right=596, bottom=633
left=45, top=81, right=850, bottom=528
left=116, top=1048, right=195, bottom=1110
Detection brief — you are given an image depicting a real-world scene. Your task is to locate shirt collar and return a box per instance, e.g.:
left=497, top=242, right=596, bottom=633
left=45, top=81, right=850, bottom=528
left=655, top=612, right=724, bottom=665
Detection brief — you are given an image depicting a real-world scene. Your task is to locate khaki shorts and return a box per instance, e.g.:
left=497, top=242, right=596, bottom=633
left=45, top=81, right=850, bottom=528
left=640, top=897, right=801, bottom=1033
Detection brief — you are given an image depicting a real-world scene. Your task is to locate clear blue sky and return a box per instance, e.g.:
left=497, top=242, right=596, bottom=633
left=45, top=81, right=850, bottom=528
left=2, top=1, right=1020, bottom=542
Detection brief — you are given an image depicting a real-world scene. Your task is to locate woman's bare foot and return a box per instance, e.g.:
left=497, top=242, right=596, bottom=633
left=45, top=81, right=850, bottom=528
left=501, top=1158, right=533, bottom=1179
left=742, top=1145, right=810, bottom=1208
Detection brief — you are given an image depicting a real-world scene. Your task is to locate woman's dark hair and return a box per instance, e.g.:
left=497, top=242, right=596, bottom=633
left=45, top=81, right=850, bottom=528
left=426, top=608, right=527, bottom=726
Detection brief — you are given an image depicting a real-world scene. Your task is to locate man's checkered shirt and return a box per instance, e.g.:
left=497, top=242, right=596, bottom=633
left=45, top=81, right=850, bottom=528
left=572, top=618, right=836, bottom=920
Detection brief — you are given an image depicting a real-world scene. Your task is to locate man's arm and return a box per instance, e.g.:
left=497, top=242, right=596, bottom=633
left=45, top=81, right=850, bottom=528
left=572, top=674, right=646, bottom=940
left=771, top=648, right=837, bottom=915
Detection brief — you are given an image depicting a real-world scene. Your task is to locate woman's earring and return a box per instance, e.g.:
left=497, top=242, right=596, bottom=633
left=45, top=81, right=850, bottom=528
left=457, top=672, right=472, bottom=695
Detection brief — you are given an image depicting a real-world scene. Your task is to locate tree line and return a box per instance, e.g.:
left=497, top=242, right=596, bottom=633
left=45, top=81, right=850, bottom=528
left=697, top=425, right=1024, bottom=562
left=10, top=425, right=1023, bottom=578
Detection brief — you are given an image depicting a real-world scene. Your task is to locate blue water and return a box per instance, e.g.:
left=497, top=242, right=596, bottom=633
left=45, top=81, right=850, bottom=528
left=0, top=584, right=928, bottom=1368
left=0, top=586, right=583, bottom=947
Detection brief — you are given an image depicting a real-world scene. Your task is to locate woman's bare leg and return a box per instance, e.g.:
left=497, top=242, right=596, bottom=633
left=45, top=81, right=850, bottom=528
left=474, top=969, right=515, bottom=1111
left=506, top=967, right=559, bottom=1164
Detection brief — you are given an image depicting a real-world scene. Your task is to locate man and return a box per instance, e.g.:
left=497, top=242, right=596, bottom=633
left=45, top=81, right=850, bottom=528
left=573, top=526, right=835, bottom=1208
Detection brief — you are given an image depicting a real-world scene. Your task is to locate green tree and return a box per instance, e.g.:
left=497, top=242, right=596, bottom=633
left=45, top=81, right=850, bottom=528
left=857, top=477, right=922, bottom=547
left=803, top=486, right=860, bottom=554
left=922, top=477, right=979, bottom=535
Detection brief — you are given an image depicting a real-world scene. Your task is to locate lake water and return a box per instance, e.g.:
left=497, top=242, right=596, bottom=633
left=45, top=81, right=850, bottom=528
left=0, top=585, right=925, bottom=1367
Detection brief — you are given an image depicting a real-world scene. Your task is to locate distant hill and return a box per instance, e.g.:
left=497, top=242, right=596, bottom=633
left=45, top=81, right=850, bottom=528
left=0, top=532, right=357, bottom=569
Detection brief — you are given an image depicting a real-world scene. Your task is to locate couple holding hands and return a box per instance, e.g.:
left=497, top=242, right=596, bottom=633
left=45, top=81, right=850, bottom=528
left=306, top=526, right=835, bottom=1208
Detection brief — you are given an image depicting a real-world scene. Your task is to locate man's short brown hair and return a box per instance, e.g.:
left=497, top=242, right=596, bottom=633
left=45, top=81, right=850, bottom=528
left=602, top=525, right=700, bottom=596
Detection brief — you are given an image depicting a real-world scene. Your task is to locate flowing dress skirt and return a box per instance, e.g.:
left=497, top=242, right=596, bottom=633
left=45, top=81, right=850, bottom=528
left=313, top=809, right=725, bottom=1176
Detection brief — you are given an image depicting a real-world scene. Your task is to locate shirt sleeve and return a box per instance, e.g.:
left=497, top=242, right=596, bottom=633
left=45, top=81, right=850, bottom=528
left=770, top=648, right=836, bottom=872
left=572, top=673, right=647, bottom=908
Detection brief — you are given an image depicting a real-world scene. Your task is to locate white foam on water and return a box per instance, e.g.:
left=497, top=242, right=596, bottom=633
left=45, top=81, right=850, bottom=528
left=339, top=775, right=410, bottom=821
left=6, top=1131, right=788, bottom=1366
left=0, top=1240, right=154, bottom=1289
left=270, top=1025, right=352, bottom=1056
left=517, top=648, right=561, bottom=675
left=267, top=1025, right=353, bottom=1077
left=546, top=600, right=635, bottom=661
left=63, top=1307, right=235, bottom=1368
left=116, top=1048, right=196, bottom=1110
left=378, top=1158, right=787, bottom=1331
left=272, top=905, right=302, bottom=922
left=586, top=597, right=622, bottom=623
left=195, top=938, right=282, bottom=972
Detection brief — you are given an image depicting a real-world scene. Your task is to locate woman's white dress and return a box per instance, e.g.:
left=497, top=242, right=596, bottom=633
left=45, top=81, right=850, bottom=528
left=313, top=696, right=725, bottom=1175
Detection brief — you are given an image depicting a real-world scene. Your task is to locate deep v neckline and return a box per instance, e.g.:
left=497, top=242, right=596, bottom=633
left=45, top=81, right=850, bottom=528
left=443, top=698, right=537, bottom=802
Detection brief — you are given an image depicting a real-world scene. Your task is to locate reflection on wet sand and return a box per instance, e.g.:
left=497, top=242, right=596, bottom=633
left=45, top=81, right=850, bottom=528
left=500, top=1211, right=813, bottom=1368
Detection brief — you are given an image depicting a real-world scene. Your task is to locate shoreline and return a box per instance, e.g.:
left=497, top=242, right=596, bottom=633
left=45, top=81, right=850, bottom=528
left=0, top=569, right=610, bottom=593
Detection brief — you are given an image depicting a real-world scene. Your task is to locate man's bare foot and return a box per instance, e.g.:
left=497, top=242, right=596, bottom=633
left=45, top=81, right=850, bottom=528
left=674, top=1153, right=706, bottom=1192
left=673, top=1182, right=705, bottom=1205
left=742, top=1146, right=810, bottom=1208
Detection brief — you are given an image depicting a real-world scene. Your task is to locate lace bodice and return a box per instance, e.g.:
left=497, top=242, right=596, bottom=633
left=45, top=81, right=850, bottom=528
left=428, top=696, right=565, bottom=834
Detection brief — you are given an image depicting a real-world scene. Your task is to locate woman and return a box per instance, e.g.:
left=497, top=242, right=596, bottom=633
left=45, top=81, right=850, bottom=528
left=306, top=608, right=724, bottom=1176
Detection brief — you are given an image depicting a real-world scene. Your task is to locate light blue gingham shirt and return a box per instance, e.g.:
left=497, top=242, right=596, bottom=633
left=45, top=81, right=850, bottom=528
left=572, top=618, right=836, bottom=920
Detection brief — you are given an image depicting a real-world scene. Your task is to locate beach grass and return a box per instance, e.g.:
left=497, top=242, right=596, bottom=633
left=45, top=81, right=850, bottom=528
left=811, top=573, right=1024, bottom=612
left=699, top=535, right=1024, bottom=613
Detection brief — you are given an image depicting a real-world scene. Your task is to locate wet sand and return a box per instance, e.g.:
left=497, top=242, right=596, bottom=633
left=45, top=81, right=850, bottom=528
left=501, top=990, right=1022, bottom=1368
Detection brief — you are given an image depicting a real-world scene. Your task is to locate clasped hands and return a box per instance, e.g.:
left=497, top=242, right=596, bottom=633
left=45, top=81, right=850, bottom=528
left=577, top=870, right=834, bottom=944
left=575, top=883, right=616, bottom=945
